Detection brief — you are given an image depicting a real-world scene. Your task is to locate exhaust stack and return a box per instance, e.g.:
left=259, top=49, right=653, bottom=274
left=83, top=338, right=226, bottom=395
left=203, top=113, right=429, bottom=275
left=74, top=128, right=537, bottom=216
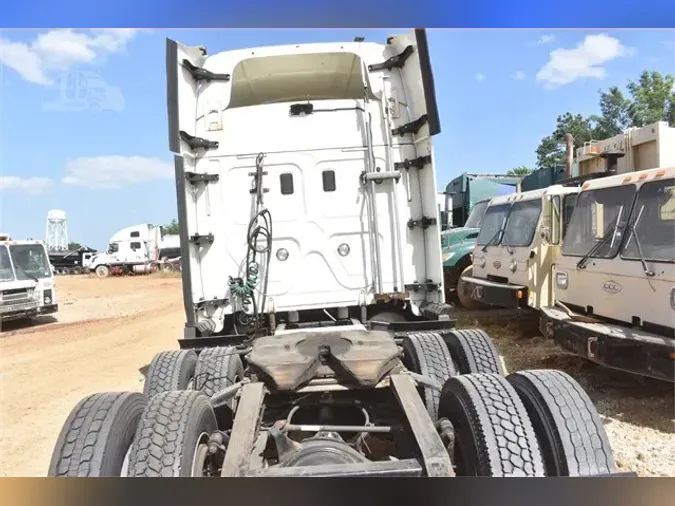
left=564, top=133, right=574, bottom=177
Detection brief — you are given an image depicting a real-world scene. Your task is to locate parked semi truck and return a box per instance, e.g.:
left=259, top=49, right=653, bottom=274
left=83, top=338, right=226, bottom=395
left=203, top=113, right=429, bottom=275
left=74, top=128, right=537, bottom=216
left=50, top=30, right=623, bottom=478
left=0, top=234, right=58, bottom=323
left=87, top=224, right=181, bottom=277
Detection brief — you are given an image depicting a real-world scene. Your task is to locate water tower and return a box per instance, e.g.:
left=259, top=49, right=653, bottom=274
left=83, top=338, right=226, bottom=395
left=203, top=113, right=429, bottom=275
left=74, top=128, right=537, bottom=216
left=46, top=209, right=69, bottom=251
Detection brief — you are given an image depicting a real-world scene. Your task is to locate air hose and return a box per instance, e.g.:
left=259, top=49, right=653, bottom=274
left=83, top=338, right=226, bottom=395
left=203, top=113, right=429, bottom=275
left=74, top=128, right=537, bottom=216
left=228, top=153, right=273, bottom=333
left=229, top=263, right=259, bottom=314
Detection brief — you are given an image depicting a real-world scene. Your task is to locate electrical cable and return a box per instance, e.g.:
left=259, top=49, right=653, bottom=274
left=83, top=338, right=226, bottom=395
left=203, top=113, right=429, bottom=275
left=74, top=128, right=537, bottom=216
left=228, top=153, right=273, bottom=336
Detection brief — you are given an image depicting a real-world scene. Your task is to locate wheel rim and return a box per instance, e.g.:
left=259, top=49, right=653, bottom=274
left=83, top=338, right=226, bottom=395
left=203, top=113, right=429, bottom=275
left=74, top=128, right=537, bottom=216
left=191, top=432, right=210, bottom=477
left=120, top=445, right=133, bottom=477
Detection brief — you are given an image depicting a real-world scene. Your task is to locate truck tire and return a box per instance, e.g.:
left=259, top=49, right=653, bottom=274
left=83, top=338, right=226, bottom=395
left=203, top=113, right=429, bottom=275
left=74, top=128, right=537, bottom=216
left=48, top=392, right=146, bottom=477
left=456, top=265, right=487, bottom=310
left=443, top=329, right=504, bottom=375
left=437, top=373, right=545, bottom=477
left=143, top=350, right=198, bottom=398
left=128, top=391, right=217, bottom=477
left=95, top=265, right=110, bottom=278
left=507, top=370, right=617, bottom=476
left=194, top=347, right=244, bottom=407
left=402, top=332, right=457, bottom=420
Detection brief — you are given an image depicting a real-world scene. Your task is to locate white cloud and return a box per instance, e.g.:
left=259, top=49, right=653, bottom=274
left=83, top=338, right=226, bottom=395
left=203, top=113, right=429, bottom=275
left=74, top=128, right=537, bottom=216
left=511, top=71, right=526, bottom=80
left=536, top=34, right=555, bottom=45
left=62, top=156, right=173, bottom=189
left=475, top=73, right=485, bottom=83
left=536, top=34, right=634, bottom=89
left=0, top=29, right=139, bottom=86
left=0, top=176, right=54, bottom=195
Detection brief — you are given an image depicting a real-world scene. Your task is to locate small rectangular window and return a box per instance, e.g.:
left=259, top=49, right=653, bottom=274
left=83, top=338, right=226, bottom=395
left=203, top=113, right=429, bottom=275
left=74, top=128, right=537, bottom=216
left=130, top=242, right=142, bottom=250
left=130, top=231, right=140, bottom=238
left=322, top=170, right=336, bottom=192
left=280, top=173, right=294, bottom=195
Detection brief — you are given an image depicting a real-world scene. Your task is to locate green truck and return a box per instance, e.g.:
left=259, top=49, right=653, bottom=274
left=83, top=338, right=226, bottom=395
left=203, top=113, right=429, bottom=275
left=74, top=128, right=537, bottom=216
left=439, top=173, right=522, bottom=308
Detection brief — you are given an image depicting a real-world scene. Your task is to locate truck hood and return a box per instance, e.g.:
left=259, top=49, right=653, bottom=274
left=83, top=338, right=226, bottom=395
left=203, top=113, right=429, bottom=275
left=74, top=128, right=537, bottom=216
left=441, top=227, right=480, bottom=247
left=0, top=279, right=38, bottom=291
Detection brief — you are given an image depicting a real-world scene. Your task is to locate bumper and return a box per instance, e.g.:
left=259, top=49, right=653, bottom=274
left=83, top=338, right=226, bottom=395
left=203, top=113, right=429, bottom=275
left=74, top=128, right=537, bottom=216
left=39, top=304, right=59, bottom=315
left=0, top=301, right=40, bottom=321
left=540, top=307, right=675, bottom=383
left=461, top=276, right=528, bottom=309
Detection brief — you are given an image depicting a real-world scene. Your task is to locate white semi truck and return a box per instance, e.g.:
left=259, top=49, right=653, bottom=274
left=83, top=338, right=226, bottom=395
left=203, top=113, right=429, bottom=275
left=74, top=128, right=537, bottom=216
left=88, top=224, right=181, bottom=277
left=0, top=234, right=58, bottom=324
left=50, top=30, right=625, bottom=479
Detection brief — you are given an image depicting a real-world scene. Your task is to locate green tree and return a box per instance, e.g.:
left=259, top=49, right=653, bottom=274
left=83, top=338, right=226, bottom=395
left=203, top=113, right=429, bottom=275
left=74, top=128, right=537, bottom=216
left=67, top=242, right=83, bottom=250
left=536, top=113, right=597, bottom=168
left=591, top=86, right=631, bottom=138
left=507, top=165, right=533, bottom=176
left=626, top=71, right=675, bottom=127
left=164, top=219, right=180, bottom=235
left=535, top=70, right=675, bottom=168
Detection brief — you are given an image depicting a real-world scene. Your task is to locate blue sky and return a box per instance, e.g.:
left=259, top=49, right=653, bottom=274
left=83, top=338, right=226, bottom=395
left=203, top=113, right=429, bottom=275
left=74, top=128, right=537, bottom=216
left=1, top=29, right=673, bottom=249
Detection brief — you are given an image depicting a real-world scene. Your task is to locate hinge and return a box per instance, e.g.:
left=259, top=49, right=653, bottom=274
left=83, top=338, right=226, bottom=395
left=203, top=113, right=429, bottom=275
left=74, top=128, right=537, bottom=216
left=189, top=233, right=214, bottom=246
left=185, top=172, right=219, bottom=185
left=368, top=45, right=414, bottom=72
left=180, top=131, right=219, bottom=151
left=405, top=282, right=439, bottom=293
left=195, top=298, right=229, bottom=309
left=391, top=114, right=428, bottom=137
left=394, top=155, right=432, bottom=171
left=407, top=217, right=437, bottom=229
left=182, top=59, right=230, bottom=82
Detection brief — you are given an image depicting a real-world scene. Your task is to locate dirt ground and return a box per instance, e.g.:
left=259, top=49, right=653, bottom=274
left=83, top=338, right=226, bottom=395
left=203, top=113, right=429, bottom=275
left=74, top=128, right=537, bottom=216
left=0, top=276, right=673, bottom=477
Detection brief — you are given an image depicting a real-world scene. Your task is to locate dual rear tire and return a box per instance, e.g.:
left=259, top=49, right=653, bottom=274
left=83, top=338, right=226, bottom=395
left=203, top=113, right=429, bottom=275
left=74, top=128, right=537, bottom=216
left=49, top=334, right=616, bottom=477
left=402, top=331, right=616, bottom=477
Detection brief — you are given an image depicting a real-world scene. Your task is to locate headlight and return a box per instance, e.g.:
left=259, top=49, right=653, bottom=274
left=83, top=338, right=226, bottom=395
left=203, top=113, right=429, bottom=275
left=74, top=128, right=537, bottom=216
left=477, top=256, right=486, bottom=268
left=276, top=248, right=289, bottom=261
left=509, top=259, right=517, bottom=273
left=337, top=243, right=350, bottom=257
left=555, top=271, right=568, bottom=289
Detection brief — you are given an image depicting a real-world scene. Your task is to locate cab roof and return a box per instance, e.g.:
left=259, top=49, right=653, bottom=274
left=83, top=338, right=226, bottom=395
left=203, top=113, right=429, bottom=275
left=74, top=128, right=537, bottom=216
left=580, top=166, right=674, bottom=191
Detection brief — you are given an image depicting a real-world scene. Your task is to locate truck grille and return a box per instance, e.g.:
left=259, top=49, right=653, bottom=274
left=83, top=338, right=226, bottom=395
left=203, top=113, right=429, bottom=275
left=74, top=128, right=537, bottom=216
left=1, top=288, right=33, bottom=305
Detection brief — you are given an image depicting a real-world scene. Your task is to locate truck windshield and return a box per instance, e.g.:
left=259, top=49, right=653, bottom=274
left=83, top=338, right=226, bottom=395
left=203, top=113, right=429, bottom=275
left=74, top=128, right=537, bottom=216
left=476, top=204, right=510, bottom=246
left=502, top=199, right=543, bottom=247
left=621, top=178, right=675, bottom=263
left=464, top=201, right=489, bottom=229
left=561, top=185, right=635, bottom=258
left=0, top=245, right=15, bottom=281
left=9, top=244, right=52, bottom=280
left=107, top=243, right=119, bottom=254
left=562, top=194, right=578, bottom=240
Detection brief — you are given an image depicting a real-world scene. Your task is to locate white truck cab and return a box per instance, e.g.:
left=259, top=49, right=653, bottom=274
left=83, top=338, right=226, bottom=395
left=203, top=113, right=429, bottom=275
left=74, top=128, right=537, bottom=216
left=0, top=235, right=58, bottom=323
left=540, top=166, right=675, bottom=382
left=167, top=30, right=446, bottom=338
left=462, top=184, right=580, bottom=310
left=89, top=224, right=161, bottom=277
